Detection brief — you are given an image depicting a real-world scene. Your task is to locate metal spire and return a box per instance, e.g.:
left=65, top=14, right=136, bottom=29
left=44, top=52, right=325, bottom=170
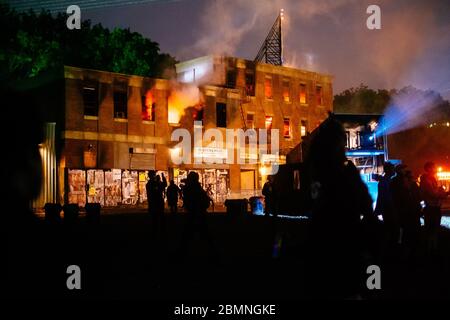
left=254, top=9, right=284, bottom=66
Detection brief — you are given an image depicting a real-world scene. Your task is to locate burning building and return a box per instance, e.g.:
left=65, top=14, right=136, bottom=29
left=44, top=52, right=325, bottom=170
left=33, top=55, right=333, bottom=209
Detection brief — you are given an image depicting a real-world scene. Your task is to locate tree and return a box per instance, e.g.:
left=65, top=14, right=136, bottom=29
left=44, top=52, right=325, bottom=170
left=0, top=4, right=177, bottom=82
left=333, top=84, right=391, bottom=114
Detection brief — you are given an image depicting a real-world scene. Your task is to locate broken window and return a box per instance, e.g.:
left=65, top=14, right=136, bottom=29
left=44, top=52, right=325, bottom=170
left=113, top=81, right=128, bottom=119
left=301, top=120, right=308, bottom=137
left=283, top=79, right=290, bottom=102
left=265, top=116, right=273, bottom=130
left=226, top=69, right=236, bottom=88
left=245, top=73, right=255, bottom=96
left=299, top=83, right=307, bottom=104
left=316, top=85, right=323, bottom=106
left=193, top=108, right=204, bottom=123
left=246, top=113, right=254, bottom=129
left=141, top=94, right=155, bottom=121
left=264, top=77, right=273, bottom=99
left=83, top=82, right=99, bottom=116
left=283, top=118, right=291, bottom=138
left=216, top=102, right=227, bottom=127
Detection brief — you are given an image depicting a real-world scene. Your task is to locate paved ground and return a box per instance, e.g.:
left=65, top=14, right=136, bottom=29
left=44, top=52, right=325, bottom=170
left=13, top=209, right=450, bottom=300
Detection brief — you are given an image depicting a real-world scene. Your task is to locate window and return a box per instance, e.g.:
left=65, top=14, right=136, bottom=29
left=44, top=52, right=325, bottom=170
left=245, top=73, right=255, bottom=96
left=264, top=77, right=273, bottom=99
left=282, top=79, right=290, bottom=102
left=226, top=69, right=236, bottom=88
left=316, top=85, right=323, bottom=106
left=265, top=116, right=273, bottom=130
left=114, top=81, right=128, bottom=119
left=299, top=83, right=307, bottom=104
left=283, top=118, right=291, bottom=138
left=216, top=102, right=227, bottom=127
left=83, top=83, right=99, bottom=116
left=141, top=94, right=155, bottom=121
left=301, top=120, right=308, bottom=137
left=193, top=108, right=204, bottom=122
left=246, top=113, right=254, bottom=129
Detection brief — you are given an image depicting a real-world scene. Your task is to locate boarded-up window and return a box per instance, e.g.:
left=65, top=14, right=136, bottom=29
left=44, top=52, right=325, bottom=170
left=299, top=83, right=307, bottom=104
left=265, top=77, right=273, bottom=99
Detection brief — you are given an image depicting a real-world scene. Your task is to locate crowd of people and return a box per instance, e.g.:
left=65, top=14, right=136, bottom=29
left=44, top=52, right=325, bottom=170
left=376, top=161, right=449, bottom=258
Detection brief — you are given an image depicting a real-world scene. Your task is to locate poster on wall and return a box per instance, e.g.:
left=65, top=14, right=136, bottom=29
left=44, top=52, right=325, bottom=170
left=138, top=171, right=148, bottom=203
left=216, top=169, right=229, bottom=204
left=104, top=169, right=122, bottom=207
left=68, top=169, right=86, bottom=207
left=122, top=170, right=139, bottom=205
left=87, top=169, right=105, bottom=205
left=203, top=169, right=217, bottom=203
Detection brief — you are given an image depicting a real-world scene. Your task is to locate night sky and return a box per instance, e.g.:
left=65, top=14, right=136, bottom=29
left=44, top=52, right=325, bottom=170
left=11, top=0, right=450, bottom=98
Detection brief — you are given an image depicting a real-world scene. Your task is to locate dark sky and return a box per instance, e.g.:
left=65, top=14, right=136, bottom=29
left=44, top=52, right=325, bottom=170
left=79, top=0, right=449, bottom=98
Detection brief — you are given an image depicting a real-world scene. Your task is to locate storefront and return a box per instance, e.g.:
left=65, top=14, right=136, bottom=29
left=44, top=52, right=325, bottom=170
left=173, top=167, right=230, bottom=205
left=66, top=168, right=168, bottom=207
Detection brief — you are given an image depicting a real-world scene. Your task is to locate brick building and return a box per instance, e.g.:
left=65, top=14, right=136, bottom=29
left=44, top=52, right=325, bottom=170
left=35, top=57, right=333, bottom=209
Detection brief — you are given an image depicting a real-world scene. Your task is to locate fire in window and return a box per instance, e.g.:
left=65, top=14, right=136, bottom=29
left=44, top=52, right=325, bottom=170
left=316, top=85, right=323, bottom=106
left=265, top=77, right=273, bottom=99
left=246, top=113, right=254, bottom=129
left=83, top=82, right=99, bottom=117
left=283, top=79, right=290, bottom=102
left=301, top=120, right=308, bottom=137
left=283, top=118, right=291, bottom=138
left=113, top=81, right=128, bottom=119
left=299, top=83, right=307, bottom=104
left=193, top=108, right=204, bottom=122
left=265, top=116, right=273, bottom=130
left=141, top=91, right=155, bottom=121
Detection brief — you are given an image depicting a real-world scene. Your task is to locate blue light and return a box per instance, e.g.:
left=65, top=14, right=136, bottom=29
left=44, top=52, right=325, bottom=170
left=346, top=151, right=385, bottom=156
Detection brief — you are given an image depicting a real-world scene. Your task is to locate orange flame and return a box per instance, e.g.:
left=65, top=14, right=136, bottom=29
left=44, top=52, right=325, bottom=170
left=167, top=84, right=200, bottom=124
left=143, top=91, right=153, bottom=121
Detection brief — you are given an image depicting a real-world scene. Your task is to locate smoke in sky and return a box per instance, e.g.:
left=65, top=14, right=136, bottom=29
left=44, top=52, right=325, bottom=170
left=83, top=0, right=450, bottom=101
left=180, top=0, right=449, bottom=100
left=380, top=87, right=449, bottom=135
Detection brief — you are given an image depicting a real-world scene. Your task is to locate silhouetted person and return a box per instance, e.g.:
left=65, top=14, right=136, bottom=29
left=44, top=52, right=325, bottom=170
left=419, top=161, right=448, bottom=255
left=178, top=171, right=216, bottom=261
left=375, top=162, right=397, bottom=234
left=166, top=180, right=180, bottom=214
left=161, top=172, right=168, bottom=198
left=391, top=165, right=421, bottom=259
left=146, top=170, right=165, bottom=236
left=262, top=176, right=275, bottom=216
left=304, top=115, right=375, bottom=299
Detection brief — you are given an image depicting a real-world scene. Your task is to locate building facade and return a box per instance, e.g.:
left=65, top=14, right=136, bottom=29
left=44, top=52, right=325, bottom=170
left=35, top=57, right=333, bottom=209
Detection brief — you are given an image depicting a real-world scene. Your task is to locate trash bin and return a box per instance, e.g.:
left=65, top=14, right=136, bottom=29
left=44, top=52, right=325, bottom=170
left=224, top=199, right=248, bottom=217
left=63, top=204, right=79, bottom=223
left=85, top=203, right=101, bottom=223
left=249, top=196, right=264, bottom=215
left=44, top=203, right=62, bottom=223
